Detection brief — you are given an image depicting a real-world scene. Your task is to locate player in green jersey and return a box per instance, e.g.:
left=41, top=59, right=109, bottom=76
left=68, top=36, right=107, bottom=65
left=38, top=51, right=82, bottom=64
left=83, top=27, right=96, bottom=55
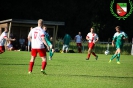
left=109, top=26, right=128, bottom=64
left=43, top=25, right=54, bottom=60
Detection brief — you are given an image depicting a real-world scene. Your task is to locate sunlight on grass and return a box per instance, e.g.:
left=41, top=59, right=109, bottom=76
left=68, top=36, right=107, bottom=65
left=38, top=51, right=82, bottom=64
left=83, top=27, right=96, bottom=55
left=0, top=51, right=133, bottom=88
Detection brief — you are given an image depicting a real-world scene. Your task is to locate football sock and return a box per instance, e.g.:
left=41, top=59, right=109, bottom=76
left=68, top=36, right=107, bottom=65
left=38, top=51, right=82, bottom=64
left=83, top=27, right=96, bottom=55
left=110, top=54, right=117, bottom=60
left=42, top=61, right=47, bottom=70
left=92, top=52, right=96, bottom=57
left=49, top=49, right=54, bottom=57
left=87, top=53, right=91, bottom=59
left=28, top=62, right=34, bottom=72
left=116, top=53, right=120, bottom=62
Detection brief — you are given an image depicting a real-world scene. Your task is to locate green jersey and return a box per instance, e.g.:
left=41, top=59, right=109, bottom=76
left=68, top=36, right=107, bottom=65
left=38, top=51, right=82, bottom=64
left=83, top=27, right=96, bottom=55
left=113, top=31, right=128, bottom=49
left=63, top=34, right=71, bottom=45
left=44, top=31, right=52, bottom=46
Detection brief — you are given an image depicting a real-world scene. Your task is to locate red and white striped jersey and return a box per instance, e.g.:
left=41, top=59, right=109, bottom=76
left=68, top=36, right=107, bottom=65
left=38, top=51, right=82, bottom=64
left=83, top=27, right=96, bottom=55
left=86, top=33, right=98, bottom=43
left=28, top=27, right=45, bottom=49
left=0, top=32, right=8, bottom=46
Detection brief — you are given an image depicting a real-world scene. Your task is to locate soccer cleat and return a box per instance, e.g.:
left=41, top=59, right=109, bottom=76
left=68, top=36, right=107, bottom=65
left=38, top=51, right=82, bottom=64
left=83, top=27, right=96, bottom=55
left=49, top=56, right=52, bottom=60
left=28, top=71, right=31, bottom=74
left=95, top=55, right=98, bottom=60
left=117, top=62, right=121, bottom=64
left=108, top=60, right=112, bottom=63
left=41, top=70, right=47, bottom=75
left=86, top=58, right=89, bottom=60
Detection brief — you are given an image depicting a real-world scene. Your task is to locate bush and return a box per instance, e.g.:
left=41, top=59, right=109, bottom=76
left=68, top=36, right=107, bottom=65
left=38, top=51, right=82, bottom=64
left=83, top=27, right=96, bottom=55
left=55, top=40, right=132, bottom=55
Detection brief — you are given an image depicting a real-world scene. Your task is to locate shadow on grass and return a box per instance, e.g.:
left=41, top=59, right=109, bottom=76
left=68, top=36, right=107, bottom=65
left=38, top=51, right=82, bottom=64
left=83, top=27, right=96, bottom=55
left=48, top=74, right=133, bottom=79
left=0, top=63, right=61, bottom=66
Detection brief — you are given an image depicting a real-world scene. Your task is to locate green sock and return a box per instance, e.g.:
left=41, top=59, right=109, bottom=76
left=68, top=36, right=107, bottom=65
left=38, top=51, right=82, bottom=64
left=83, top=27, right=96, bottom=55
left=110, top=54, right=117, bottom=60
left=116, top=53, right=120, bottom=62
left=49, top=49, right=53, bottom=57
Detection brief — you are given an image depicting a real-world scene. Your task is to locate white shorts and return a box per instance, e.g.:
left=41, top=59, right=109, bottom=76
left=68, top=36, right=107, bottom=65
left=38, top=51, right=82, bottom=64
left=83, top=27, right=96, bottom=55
left=62, top=44, right=69, bottom=51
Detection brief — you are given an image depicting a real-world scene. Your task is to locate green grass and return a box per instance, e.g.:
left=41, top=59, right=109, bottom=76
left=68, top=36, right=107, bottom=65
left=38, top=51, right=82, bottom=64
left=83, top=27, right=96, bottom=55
left=0, top=51, right=133, bottom=88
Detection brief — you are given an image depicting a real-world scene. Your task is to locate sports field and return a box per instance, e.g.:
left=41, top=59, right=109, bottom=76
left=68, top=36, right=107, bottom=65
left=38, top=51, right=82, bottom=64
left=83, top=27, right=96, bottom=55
left=0, top=51, right=133, bottom=88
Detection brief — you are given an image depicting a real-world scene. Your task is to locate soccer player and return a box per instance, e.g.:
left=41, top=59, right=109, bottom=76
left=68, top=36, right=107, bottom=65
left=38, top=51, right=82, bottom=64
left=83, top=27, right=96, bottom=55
left=86, top=27, right=99, bottom=60
left=6, top=41, right=14, bottom=51
left=28, top=19, right=49, bottom=74
left=74, top=32, right=82, bottom=53
left=62, top=33, right=71, bottom=53
left=0, top=28, right=15, bottom=54
left=109, top=26, right=128, bottom=64
left=43, top=25, right=54, bottom=60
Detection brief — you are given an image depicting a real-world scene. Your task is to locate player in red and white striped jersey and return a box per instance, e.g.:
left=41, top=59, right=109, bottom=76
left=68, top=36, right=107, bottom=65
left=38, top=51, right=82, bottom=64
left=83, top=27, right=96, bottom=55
left=28, top=19, right=49, bottom=74
left=0, top=28, right=15, bottom=54
left=86, top=27, right=99, bottom=60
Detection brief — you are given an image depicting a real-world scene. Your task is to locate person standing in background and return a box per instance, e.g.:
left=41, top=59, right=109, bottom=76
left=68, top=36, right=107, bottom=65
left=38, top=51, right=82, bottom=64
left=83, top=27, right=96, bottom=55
left=74, top=32, right=82, bottom=53
left=62, top=32, right=71, bottom=53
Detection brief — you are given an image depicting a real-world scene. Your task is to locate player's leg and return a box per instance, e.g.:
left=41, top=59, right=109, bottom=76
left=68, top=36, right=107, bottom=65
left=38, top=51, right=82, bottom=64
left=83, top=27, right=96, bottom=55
left=86, top=43, right=92, bottom=60
left=66, top=45, right=69, bottom=53
left=79, top=43, right=82, bottom=53
left=49, top=44, right=54, bottom=60
left=109, top=49, right=118, bottom=63
left=91, top=44, right=98, bottom=60
left=116, top=45, right=122, bottom=64
left=39, top=48, right=47, bottom=74
left=28, top=49, right=37, bottom=74
left=62, top=45, right=65, bottom=53
left=0, top=46, right=5, bottom=54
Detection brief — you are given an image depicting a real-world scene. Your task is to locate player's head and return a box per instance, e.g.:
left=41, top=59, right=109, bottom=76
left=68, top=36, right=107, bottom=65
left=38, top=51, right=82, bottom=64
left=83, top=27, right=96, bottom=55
left=30, top=27, right=33, bottom=30
left=115, top=26, right=121, bottom=32
left=5, top=27, right=8, bottom=33
left=38, top=19, right=44, bottom=28
left=78, top=32, right=81, bottom=35
left=42, top=25, right=47, bottom=31
left=90, top=27, right=95, bottom=33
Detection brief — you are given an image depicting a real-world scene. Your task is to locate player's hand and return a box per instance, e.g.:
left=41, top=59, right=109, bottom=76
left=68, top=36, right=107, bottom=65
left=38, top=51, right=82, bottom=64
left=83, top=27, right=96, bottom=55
left=112, top=43, right=114, bottom=47
left=47, top=46, right=50, bottom=51
left=12, top=38, right=16, bottom=41
left=123, top=37, right=125, bottom=40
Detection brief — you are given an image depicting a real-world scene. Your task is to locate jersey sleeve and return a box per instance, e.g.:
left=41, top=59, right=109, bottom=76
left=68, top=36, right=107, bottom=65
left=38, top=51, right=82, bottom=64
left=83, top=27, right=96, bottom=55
left=28, top=29, right=32, bottom=37
left=122, top=32, right=128, bottom=38
left=112, top=33, right=117, bottom=41
left=95, top=34, right=98, bottom=39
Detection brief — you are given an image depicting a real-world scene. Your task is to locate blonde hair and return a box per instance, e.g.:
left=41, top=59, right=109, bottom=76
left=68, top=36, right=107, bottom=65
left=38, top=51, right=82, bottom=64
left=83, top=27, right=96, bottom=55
left=38, top=19, right=44, bottom=27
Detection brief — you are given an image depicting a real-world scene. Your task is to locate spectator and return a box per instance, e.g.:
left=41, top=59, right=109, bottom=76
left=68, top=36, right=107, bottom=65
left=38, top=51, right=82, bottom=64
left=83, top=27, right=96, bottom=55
left=62, top=33, right=71, bottom=53
left=19, top=36, right=25, bottom=51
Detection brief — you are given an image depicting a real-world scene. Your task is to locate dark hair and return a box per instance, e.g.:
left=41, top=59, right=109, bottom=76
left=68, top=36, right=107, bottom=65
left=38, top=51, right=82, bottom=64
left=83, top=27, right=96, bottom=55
left=115, top=26, right=121, bottom=30
left=91, top=27, right=95, bottom=30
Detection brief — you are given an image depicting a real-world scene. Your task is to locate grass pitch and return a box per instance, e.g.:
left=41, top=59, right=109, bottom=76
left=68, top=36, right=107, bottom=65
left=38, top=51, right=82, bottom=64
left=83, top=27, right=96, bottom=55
left=0, top=51, right=133, bottom=88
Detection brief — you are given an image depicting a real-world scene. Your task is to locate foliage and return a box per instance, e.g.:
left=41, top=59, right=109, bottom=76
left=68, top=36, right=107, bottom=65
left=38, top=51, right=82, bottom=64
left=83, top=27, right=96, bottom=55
left=55, top=40, right=132, bottom=55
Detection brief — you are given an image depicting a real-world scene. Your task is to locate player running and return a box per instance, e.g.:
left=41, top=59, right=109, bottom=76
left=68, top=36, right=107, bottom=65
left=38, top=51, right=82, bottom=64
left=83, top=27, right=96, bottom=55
left=109, top=26, right=128, bottom=64
left=0, top=28, right=15, bottom=54
left=28, top=19, right=49, bottom=74
left=43, top=25, right=54, bottom=60
left=86, top=27, right=99, bottom=60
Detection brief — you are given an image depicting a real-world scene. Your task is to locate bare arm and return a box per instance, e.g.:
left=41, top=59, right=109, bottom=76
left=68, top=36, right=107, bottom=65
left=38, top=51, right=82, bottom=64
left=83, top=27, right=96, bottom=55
left=5, top=37, right=15, bottom=41
left=112, top=40, right=115, bottom=47
left=41, top=37, right=49, bottom=51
